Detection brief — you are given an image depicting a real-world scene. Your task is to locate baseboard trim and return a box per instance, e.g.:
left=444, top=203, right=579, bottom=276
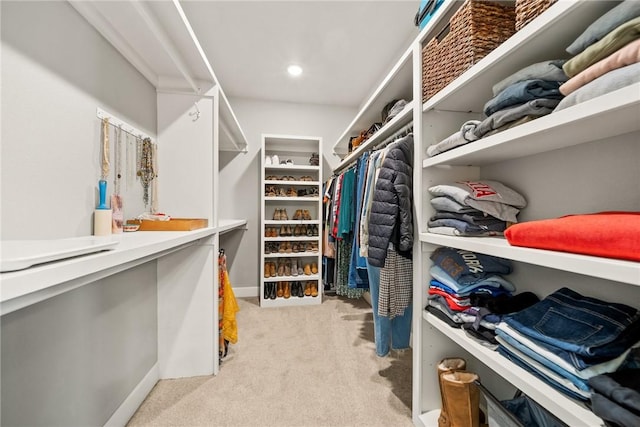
left=232, top=286, right=259, bottom=298
left=105, top=363, right=159, bottom=427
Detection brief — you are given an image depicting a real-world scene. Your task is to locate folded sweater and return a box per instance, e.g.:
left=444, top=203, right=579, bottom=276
left=504, top=211, right=640, bottom=261
left=560, top=38, right=640, bottom=95
left=563, top=16, right=640, bottom=78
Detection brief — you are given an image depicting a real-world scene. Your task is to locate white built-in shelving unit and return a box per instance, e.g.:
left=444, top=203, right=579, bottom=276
left=329, top=1, right=640, bottom=426
left=260, top=135, right=323, bottom=307
left=412, top=1, right=640, bottom=427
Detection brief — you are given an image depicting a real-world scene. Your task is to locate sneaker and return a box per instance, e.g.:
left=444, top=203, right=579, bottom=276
left=265, top=156, right=272, bottom=166
left=272, top=155, right=279, bottom=165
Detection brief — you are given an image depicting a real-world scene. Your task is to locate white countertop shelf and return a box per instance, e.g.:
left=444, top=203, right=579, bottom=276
left=263, top=274, right=320, bottom=282
left=424, top=312, right=603, bottom=427
left=1, top=228, right=216, bottom=315
left=419, top=233, right=640, bottom=286
left=422, top=85, right=640, bottom=168
left=217, top=219, right=247, bottom=234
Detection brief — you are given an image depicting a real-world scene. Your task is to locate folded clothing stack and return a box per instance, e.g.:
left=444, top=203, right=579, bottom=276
left=479, top=60, right=566, bottom=132
left=556, top=0, right=640, bottom=111
left=589, top=368, right=640, bottom=427
left=496, top=287, right=640, bottom=402
left=426, top=247, right=538, bottom=349
left=425, top=59, right=567, bottom=158
left=504, top=211, right=640, bottom=262
left=428, top=180, right=526, bottom=233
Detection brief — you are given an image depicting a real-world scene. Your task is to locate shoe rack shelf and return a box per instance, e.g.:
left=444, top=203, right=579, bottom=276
left=261, top=134, right=323, bottom=308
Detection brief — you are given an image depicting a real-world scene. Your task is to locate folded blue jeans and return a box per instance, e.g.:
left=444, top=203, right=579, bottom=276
left=497, top=346, right=589, bottom=401
left=503, top=287, right=640, bottom=360
left=495, top=329, right=590, bottom=392
left=367, top=261, right=411, bottom=357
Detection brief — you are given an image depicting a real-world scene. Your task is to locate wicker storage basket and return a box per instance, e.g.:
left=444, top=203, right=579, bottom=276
left=515, top=0, right=557, bottom=31
left=421, top=0, right=516, bottom=102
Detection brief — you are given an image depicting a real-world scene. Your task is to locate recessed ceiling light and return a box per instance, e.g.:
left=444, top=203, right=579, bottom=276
left=287, top=65, right=303, bottom=77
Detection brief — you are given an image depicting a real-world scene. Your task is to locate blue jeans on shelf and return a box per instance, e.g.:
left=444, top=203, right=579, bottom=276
left=367, top=260, right=412, bottom=357
left=503, top=287, right=640, bottom=361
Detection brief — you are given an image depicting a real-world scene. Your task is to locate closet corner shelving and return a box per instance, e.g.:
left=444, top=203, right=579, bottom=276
left=71, top=0, right=249, bottom=379
left=260, top=134, right=323, bottom=307
left=412, top=1, right=640, bottom=427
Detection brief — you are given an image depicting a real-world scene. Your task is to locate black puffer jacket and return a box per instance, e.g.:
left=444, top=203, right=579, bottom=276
left=367, top=134, right=413, bottom=267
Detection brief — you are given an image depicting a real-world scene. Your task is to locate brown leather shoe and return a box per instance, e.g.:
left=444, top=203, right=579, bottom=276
left=283, top=282, right=291, bottom=299
left=311, top=281, right=318, bottom=297
left=311, top=262, right=318, bottom=274
left=276, top=282, right=284, bottom=298
left=304, top=282, right=312, bottom=296
left=304, top=263, right=311, bottom=276
left=269, top=262, right=277, bottom=277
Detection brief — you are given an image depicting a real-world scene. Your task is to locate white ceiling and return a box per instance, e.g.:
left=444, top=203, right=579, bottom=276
left=72, top=1, right=419, bottom=108
left=180, top=0, right=419, bottom=107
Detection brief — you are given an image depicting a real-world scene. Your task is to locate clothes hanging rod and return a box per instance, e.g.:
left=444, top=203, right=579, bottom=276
left=373, top=122, right=414, bottom=151
left=96, top=107, right=153, bottom=141
left=333, top=121, right=413, bottom=174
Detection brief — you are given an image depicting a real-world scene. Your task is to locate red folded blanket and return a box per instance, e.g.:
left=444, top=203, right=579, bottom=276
left=504, top=212, right=640, bottom=262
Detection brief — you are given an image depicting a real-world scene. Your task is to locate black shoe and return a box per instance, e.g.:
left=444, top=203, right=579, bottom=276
left=297, top=281, right=305, bottom=297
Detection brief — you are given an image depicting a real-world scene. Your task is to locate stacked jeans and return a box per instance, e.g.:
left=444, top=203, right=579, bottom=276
left=496, top=287, right=640, bottom=401
left=427, top=248, right=526, bottom=348
left=589, top=369, right=640, bottom=426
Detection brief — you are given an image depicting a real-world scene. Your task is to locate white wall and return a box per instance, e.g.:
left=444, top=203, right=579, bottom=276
left=1, top=1, right=156, bottom=240
left=219, top=97, right=356, bottom=293
left=1, top=2, right=159, bottom=425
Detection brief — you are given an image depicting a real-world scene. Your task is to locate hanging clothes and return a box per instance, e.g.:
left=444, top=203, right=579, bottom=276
left=348, top=152, right=370, bottom=289
left=359, top=149, right=385, bottom=257
left=367, top=134, right=414, bottom=268
left=366, top=133, right=414, bottom=356
left=334, top=167, right=365, bottom=299
left=322, top=178, right=337, bottom=291
left=218, top=251, right=239, bottom=360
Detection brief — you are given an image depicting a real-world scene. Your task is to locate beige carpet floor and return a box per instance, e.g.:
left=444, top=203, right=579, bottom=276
left=127, top=295, right=413, bottom=427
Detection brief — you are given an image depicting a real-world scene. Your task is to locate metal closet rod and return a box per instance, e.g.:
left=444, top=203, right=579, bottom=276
left=334, top=121, right=414, bottom=174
